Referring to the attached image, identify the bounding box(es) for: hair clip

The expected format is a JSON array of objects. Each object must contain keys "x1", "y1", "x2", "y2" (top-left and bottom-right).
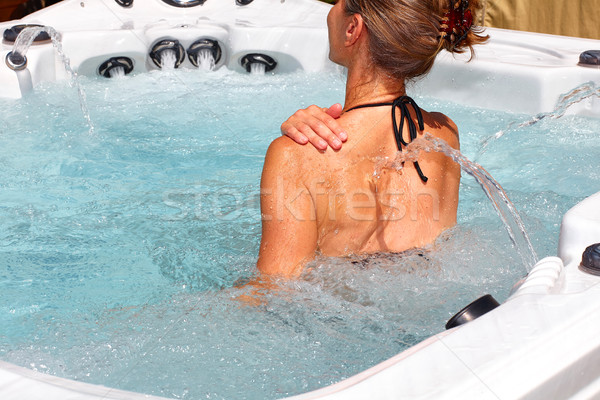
[{"x1": 440, "y1": 0, "x2": 473, "y2": 47}]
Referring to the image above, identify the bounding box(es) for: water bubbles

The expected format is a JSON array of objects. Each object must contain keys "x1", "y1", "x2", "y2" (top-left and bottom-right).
[{"x1": 2, "y1": 69, "x2": 595, "y2": 399}]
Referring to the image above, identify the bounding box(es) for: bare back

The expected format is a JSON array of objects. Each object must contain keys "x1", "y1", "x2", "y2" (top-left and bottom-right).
[
  {"x1": 258, "y1": 102, "x2": 460, "y2": 276},
  {"x1": 300, "y1": 104, "x2": 460, "y2": 256}
]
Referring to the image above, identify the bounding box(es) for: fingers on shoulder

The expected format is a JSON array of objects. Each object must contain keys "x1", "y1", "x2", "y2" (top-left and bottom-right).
[{"x1": 281, "y1": 121, "x2": 309, "y2": 144}]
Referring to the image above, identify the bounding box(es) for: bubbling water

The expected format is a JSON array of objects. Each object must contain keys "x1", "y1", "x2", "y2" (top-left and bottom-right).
[
  {"x1": 1, "y1": 69, "x2": 596, "y2": 400},
  {"x1": 389, "y1": 133, "x2": 538, "y2": 272}
]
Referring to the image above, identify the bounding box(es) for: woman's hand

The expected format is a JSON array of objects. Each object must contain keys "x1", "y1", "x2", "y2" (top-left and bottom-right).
[{"x1": 281, "y1": 104, "x2": 347, "y2": 151}]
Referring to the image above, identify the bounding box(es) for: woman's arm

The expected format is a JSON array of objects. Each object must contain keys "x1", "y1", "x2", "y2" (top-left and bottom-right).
[
  {"x1": 281, "y1": 104, "x2": 347, "y2": 151},
  {"x1": 257, "y1": 137, "x2": 319, "y2": 277}
]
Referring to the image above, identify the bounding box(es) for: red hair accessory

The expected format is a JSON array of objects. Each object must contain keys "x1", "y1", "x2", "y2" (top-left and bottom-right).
[{"x1": 440, "y1": 0, "x2": 473, "y2": 47}]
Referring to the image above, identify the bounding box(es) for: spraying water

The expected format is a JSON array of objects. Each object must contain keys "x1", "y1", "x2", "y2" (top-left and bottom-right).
[
  {"x1": 160, "y1": 50, "x2": 178, "y2": 70},
  {"x1": 396, "y1": 133, "x2": 538, "y2": 272},
  {"x1": 108, "y1": 66, "x2": 126, "y2": 79},
  {"x1": 6, "y1": 26, "x2": 43, "y2": 67},
  {"x1": 9, "y1": 26, "x2": 95, "y2": 134},
  {"x1": 196, "y1": 49, "x2": 216, "y2": 71},
  {"x1": 479, "y1": 81, "x2": 600, "y2": 155},
  {"x1": 250, "y1": 62, "x2": 267, "y2": 75}
]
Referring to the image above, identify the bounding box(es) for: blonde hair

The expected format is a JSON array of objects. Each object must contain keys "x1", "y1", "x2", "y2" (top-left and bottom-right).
[{"x1": 344, "y1": 0, "x2": 488, "y2": 80}]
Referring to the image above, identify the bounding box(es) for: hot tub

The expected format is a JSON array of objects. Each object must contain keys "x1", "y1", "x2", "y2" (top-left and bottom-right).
[{"x1": 1, "y1": 0, "x2": 600, "y2": 399}]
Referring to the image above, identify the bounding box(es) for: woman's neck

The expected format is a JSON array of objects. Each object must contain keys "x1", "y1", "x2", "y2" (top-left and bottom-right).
[{"x1": 343, "y1": 63, "x2": 406, "y2": 111}]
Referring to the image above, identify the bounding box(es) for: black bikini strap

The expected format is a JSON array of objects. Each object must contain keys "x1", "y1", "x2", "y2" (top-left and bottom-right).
[
  {"x1": 346, "y1": 101, "x2": 394, "y2": 111},
  {"x1": 346, "y1": 95, "x2": 428, "y2": 183}
]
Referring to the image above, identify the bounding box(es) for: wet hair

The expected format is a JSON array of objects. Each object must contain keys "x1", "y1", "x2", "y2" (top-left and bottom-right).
[{"x1": 343, "y1": 0, "x2": 489, "y2": 81}]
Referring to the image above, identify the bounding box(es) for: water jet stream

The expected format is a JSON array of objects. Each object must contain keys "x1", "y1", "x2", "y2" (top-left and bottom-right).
[
  {"x1": 400, "y1": 133, "x2": 538, "y2": 272},
  {"x1": 160, "y1": 50, "x2": 177, "y2": 70},
  {"x1": 479, "y1": 81, "x2": 600, "y2": 155},
  {"x1": 9, "y1": 26, "x2": 95, "y2": 134},
  {"x1": 250, "y1": 62, "x2": 266, "y2": 75},
  {"x1": 196, "y1": 48, "x2": 216, "y2": 71}
]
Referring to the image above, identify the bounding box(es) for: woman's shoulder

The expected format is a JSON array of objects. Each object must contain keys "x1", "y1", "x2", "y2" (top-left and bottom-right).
[
  {"x1": 268, "y1": 134, "x2": 334, "y2": 159},
  {"x1": 267, "y1": 135, "x2": 315, "y2": 160},
  {"x1": 425, "y1": 111, "x2": 458, "y2": 131},
  {"x1": 264, "y1": 136, "x2": 326, "y2": 174},
  {"x1": 423, "y1": 111, "x2": 459, "y2": 149}
]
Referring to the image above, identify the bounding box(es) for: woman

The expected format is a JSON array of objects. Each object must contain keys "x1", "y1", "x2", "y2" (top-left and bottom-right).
[{"x1": 257, "y1": 0, "x2": 487, "y2": 277}]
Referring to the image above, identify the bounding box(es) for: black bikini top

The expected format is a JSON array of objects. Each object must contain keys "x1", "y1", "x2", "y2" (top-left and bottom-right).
[{"x1": 345, "y1": 95, "x2": 428, "y2": 183}]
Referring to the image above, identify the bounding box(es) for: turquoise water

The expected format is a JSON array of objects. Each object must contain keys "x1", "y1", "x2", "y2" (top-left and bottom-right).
[{"x1": 0, "y1": 69, "x2": 598, "y2": 399}]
